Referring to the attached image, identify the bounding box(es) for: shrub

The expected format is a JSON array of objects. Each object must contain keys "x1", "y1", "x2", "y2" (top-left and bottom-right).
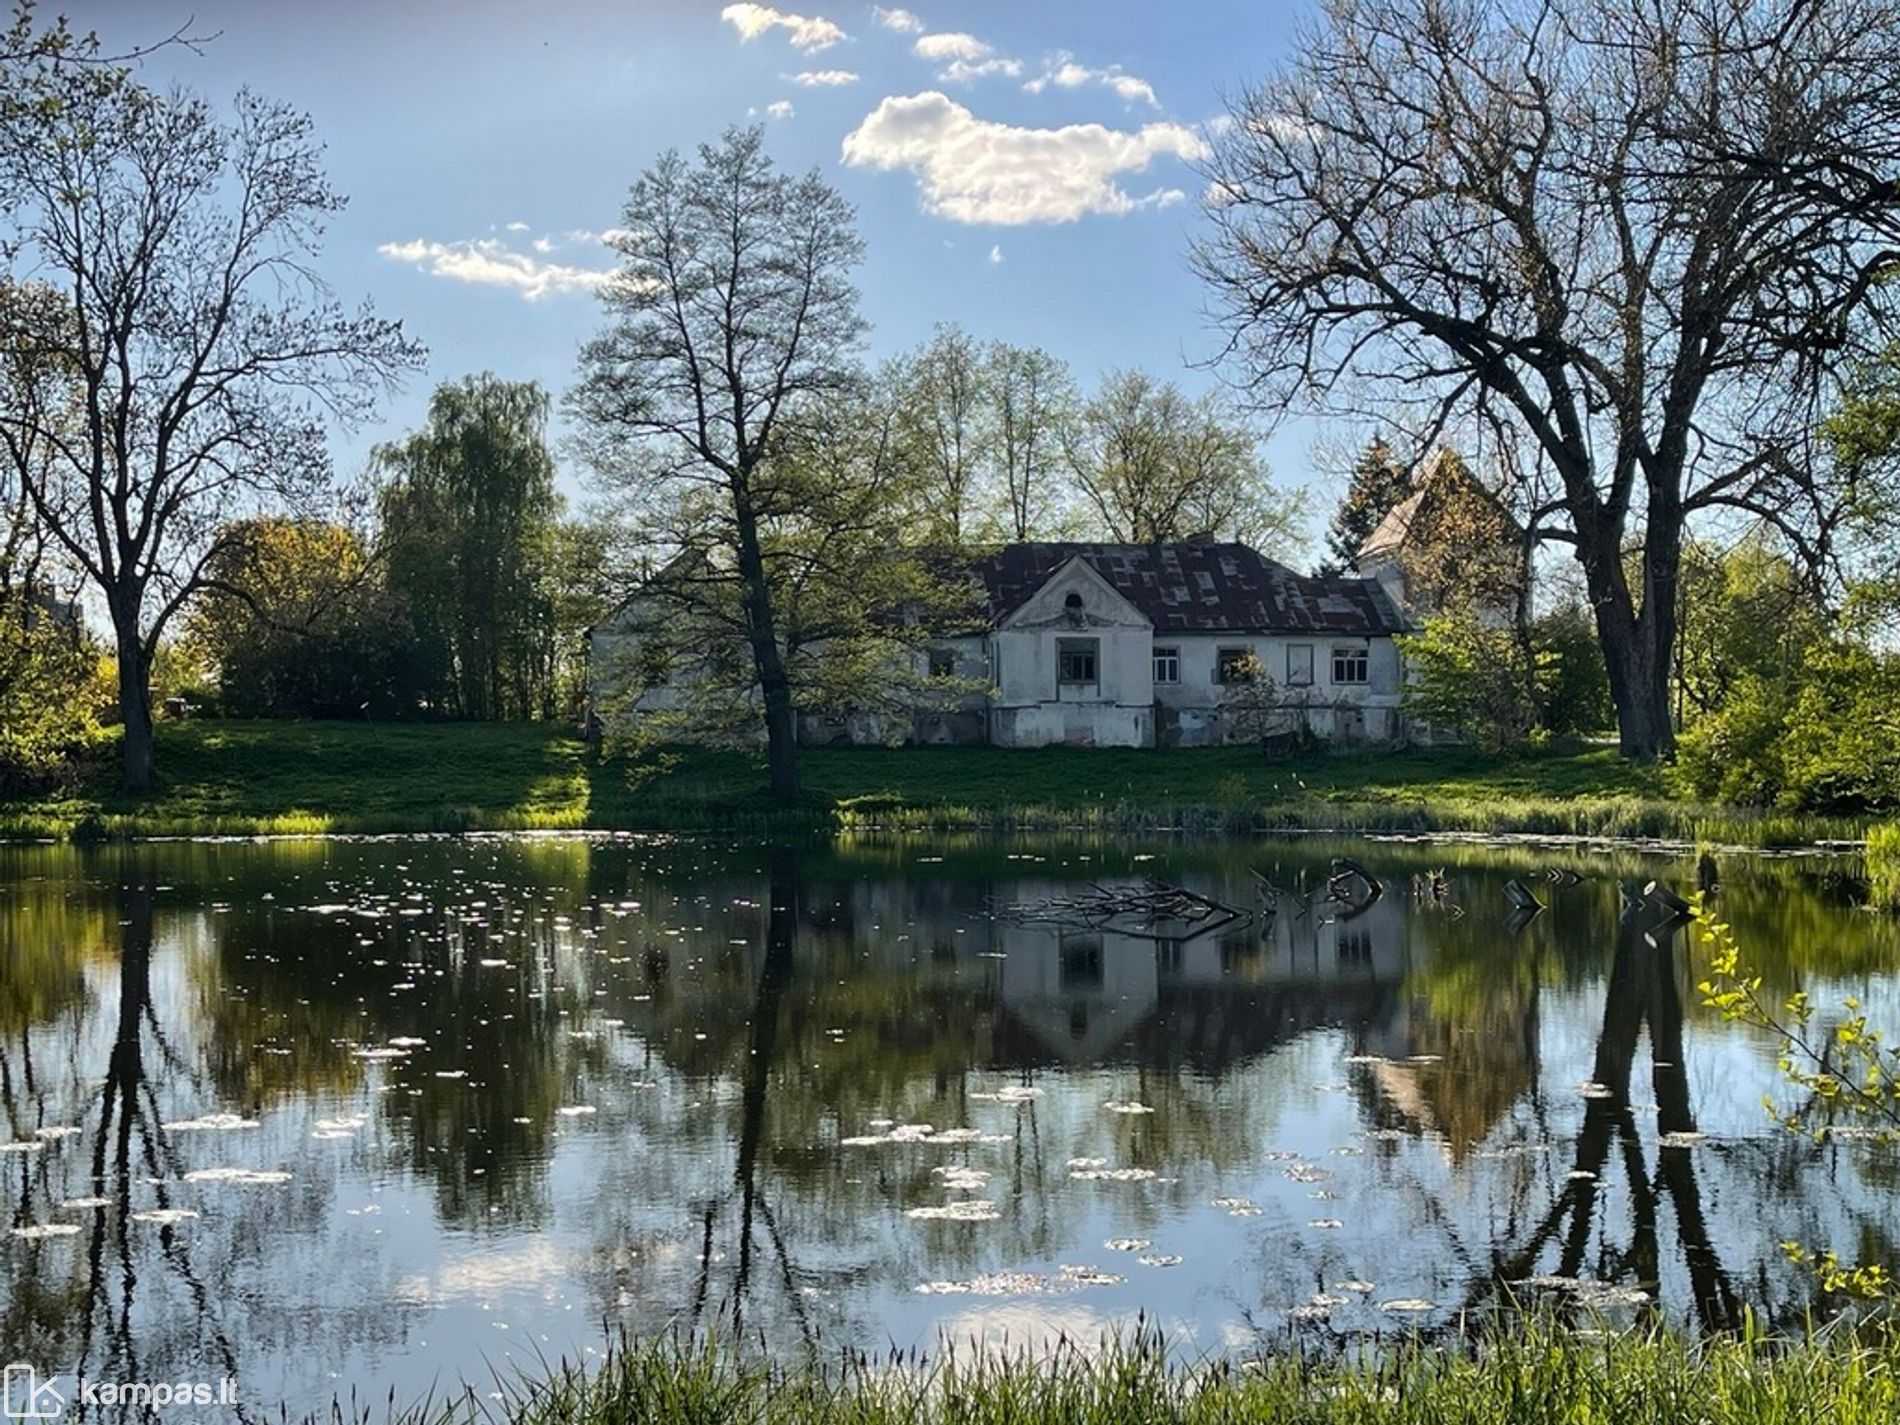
[
  {"x1": 1531, "y1": 603, "x2": 1614, "y2": 737},
  {"x1": 1675, "y1": 640, "x2": 1900, "y2": 812},
  {"x1": 0, "y1": 613, "x2": 109, "y2": 791},
  {"x1": 1400, "y1": 615, "x2": 1540, "y2": 752}
]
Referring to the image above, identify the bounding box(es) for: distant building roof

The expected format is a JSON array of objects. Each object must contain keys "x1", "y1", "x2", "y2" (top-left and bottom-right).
[
  {"x1": 1357, "y1": 448, "x2": 1522, "y2": 567},
  {"x1": 1357, "y1": 488, "x2": 1429, "y2": 564},
  {"x1": 973, "y1": 541, "x2": 1408, "y2": 637}
]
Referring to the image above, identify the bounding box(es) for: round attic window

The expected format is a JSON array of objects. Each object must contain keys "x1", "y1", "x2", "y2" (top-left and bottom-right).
[{"x1": 1064, "y1": 592, "x2": 1083, "y2": 609}]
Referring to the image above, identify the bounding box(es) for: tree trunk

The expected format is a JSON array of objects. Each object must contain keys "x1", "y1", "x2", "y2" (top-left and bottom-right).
[
  {"x1": 1593, "y1": 610, "x2": 1675, "y2": 759},
  {"x1": 1577, "y1": 525, "x2": 1677, "y2": 761},
  {"x1": 112, "y1": 602, "x2": 155, "y2": 794},
  {"x1": 732, "y1": 489, "x2": 800, "y2": 802}
]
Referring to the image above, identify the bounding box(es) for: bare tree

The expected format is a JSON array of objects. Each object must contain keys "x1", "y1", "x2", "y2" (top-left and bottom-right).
[
  {"x1": 570, "y1": 126, "x2": 866, "y2": 802},
  {"x1": 1197, "y1": 0, "x2": 1900, "y2": 757},
  {"x1": 0, "y1": 73, "x2": 421, "y2": 790}
]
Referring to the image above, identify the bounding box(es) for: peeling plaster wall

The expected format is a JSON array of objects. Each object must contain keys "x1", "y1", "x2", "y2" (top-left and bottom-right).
[
  {"x1": 988, "y1": 557, "x2": 1156, "y2": 748},
  {"x1": 589, "y1": 563, "x2": 1413, "y2": 751}
]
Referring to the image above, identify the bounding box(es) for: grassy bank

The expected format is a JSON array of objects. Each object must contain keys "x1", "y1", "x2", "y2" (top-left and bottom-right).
[
  {"x1": 0, "y1": 719, "x2": 1866, "y2": 845},
  {"x1": 404, "y1": 1324, "x2": 1897, "y2": 1425}
]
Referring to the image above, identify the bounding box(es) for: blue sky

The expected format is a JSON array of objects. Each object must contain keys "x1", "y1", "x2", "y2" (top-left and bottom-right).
[{"x1": 75, "y1": 0, "x2": 1332, "y2": 545}]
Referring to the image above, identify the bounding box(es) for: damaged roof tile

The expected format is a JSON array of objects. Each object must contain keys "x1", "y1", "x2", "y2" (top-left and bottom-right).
[{"x1": 973, "y1": 542, "x2": 1409, "y2": 636}]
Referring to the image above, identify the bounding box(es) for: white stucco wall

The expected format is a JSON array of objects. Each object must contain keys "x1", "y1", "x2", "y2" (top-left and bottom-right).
[
  {"x1": 989, "y1": 557, "x2": 1155, "y2": 747},
  {"x1": 588, "y1": 558, "x2": 1413, "y2": 750},
  {"x1": 1145, "y1": 633, "x2": 1405, "y2": 746}
]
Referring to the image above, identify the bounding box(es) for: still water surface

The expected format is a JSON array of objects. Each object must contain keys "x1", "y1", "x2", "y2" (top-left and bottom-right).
[{"x1": 1, "y1": 833, "x2": 1896, "y2": 1417}]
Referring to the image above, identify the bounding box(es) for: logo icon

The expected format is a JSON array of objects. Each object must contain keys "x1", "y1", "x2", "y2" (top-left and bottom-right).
[{"x1": 2, "y1": 1366, "x2": 62, "y2": 1420}]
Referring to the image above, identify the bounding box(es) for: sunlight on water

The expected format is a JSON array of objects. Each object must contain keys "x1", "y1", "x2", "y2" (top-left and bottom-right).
[{"x1": 0, "y1": 832, "x2": 1896, "y2": 1417}]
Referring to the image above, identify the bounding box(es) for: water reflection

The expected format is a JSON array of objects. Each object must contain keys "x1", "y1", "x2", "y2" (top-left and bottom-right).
[
  {"x1": 1476, "y1": 901, "x2": 1740, "y2": 1330},
  {"x1": 0, "y1": 835, "x2": 1895, "y2": 1416}
]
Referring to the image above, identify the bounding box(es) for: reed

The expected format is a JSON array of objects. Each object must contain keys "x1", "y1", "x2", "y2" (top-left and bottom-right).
[{"x1": 388, "y1": 1319, "x2": 1900, "y2": 1425}]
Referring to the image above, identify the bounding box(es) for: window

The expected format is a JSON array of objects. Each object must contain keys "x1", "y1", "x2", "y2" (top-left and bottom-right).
[
  {"x1": 1057, "y1": 637, "x2": 1099, "y2": 686},
  {"x1": 1332, "y1": 646, "x2": 1370, "y2": 684},
  {"x1": 928, "y1": 648, "x2": 956, "y2": 678},
  {"x1": 1064, "y1": 591, "x2": 1084, "y2": 610},
  {"x1": 635, "y1": 639, "x2": 673, "y2": 687},
  {"x1": 1153, "y1": 645, "x2": 1180, "y2": 684},
  {"x1": 1060, "y1": 937, "x2": 1104, "y2": 989},
  {"x1": 1217, "y1": 646, "x2": 1257, "y2": 684},
  {"x1": 1287, "y1": 643, "x2": 1314, "y2": 686}
]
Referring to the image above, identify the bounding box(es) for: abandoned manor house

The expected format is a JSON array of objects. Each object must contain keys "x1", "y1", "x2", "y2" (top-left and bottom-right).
[{"x1": 589, "y1": 537, "x2": 1427, "y2": 749}]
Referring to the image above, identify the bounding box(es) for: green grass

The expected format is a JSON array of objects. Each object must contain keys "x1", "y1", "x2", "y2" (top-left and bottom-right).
[
  {"x1": 397, "y1": 1322, "x2": 1900, "y2": 1425},
  {"x1": 0, "y1": 719, "x2": 1869, "y2": 845}
]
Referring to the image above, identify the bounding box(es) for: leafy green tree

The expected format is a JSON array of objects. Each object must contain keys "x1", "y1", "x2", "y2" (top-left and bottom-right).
[
  {"x1": 895, "y1": 324, "x2": 989, "y2": 547},
  {"x1": 985, "y1": 341, "x2": 1078, "y2": 540},
  {"x1": 1066, "y1": 370, "x2": 1303, "y2": 553},
  {"x1": 0, "y1": 601, "x2": 105, "y2": 789},
  {"x1": 378, "y1": 376, "x2": 563, "y2": 721},
  {"x1": 589, "y1": 383, "x2": 979, "y2": 749},
  {"x1": 1531, "y1": 602, "x2": 1613, "y2": 739},
  {"x1": 1400, "y1": 615, "x2": 1541, "y2": 753},
  {"x1": 544, "y1": 513, "x2": 621, "y2": 719},
  {"x1": 182, "y1": 517, "x2": 417, "y2": 718},
  {"x1": 0, "y1": 68, "x2": 420, "y2": 791},
  {"x1": 571, "y1": 126, "x2": 867, "y2": 801},
  {"x1": 1675, "y1": 639, "x2": 1900, "y2": 811},
  {"x1": 1674, "y1": 537, "x2": 1828, "y2": 727},
  {"x1": 0, "y1": 281, "x2": 102, "y2": 785},
  {"x1": 1319, "y1": 436, "x2": 1410, "y2": 575}
]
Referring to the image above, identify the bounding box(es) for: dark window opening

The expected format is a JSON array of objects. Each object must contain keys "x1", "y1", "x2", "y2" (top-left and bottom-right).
[
  {"x1": 928, "y1": 648, "x2": 955, "y2": 678},
  {"x1": 1332, "y1": 646, "x2": 1369, "y2": 684},
  {"x1": 1060, "y1": 937, "x2": 1104, "y2": 990},
  {"x1": 1058, "y1": 638, "x2": 1099, "y2": 686},
  {"x1": 1217, "y1": 647, "x2": 1257, "y2": 684},
  {"x1": 1338, "y1": 925, "x2": 1373, "y2": 966}
]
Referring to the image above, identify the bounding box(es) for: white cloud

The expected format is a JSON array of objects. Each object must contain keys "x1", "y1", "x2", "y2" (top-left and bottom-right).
[
  {"x1": 873, "y1": 6, "x2": 923, "y2": 32},
  {"x1": 939, "y1": 56, "x2": 1022, "y2": 84},
  {"x1": 987, "y1": 244, "x2": 1003, "y2": 263},
  {"x1": 913, "y1": 31, "x2": 990, "y2": 61},
  {"x1": 766, "y1": 99, "x2": 796, "y2": 119},
  {"x1": 1025, "y1": 54, "x2": 1159, "y2": 108},
  {"x1": 720, "y1": 3, "x2": 845, "y2": 52},
  {"x1": 377, "y1": 237, "x2": 611, "y2": 300},
  {"x1": 791, "y1": 68, "x2": 858, "y2": 85},
  {"x1": 840, "y1": 91, "x2": 1209, "y2": 225},
  {"x1": 560, "y1": 227, "x2": 637, "y2": 248}
]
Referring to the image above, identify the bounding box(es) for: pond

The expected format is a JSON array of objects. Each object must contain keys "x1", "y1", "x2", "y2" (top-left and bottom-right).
[{"x1": 0, "y1": 832, "x2": 1895, "y2": 1418}]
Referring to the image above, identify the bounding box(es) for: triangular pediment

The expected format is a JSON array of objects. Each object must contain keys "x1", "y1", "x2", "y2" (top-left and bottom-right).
[{"x1": 1001, "y1": 554, "x2": 1152, "y2": 631}]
